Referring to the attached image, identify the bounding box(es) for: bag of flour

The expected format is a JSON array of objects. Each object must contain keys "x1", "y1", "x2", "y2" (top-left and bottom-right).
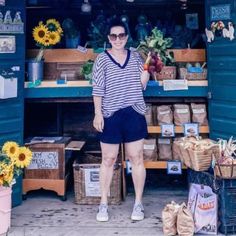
[{"x1": 188, "y1": 183, "x2": 217, "y2": 235}]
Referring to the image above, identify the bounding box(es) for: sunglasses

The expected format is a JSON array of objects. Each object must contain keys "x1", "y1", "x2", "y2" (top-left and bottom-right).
[{"x1": 109, "y1": 33, "x2": 127, "y2": 41}]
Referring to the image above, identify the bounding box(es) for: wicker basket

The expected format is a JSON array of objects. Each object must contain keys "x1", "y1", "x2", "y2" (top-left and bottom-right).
[
  {"x1": 188, "y1": 149, "x2": 213, "y2": 171},
  {"x1": 179, "y1": 68, "x2": 207, "y2": 80},
  {"x1": 156, "y1": 66, "x2": 177, "y2": 80},
  {"x1": 215, "y1": 162, "x2": 236, "y2": 179},
  {"x1": 73, "y1": 162, "x2": 121, "y2": 204}
]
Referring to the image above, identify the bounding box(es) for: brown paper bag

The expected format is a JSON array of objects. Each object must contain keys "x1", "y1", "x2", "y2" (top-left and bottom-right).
[
  {"x1": 158, "y1": 138, "x2": 172, "y2": 160},
  {"x1": 172, "y1": 138, "x2": 182, "y2": 161},
  {"x1": 157, "y1": 105, "x2": 173, "y2": 125},
  {"x1": 173, "y1": 104, "x2": 190, "y2": 125},
  {"x1": 143, "y1": 139, "x2": 158, "y2": 161},
  {"x1": 162, "y1": 201, "x2": 180, "y2": 236},
  {"x1": 191, "y1": 103, "x2": 208, "y2": 125},
  {"x1": 145, "y1": 103, "x2": 153, "y2": 126},
  {"x1": 177, "y1": 202, "x2": 194, "y2": 236}
]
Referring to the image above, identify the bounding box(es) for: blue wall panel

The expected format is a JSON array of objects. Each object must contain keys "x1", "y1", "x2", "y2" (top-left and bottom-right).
[{"x1": 206, "y1": 0, "x2": 236, "y2": 140}]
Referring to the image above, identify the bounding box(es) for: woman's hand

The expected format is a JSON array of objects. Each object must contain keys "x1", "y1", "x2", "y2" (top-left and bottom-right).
[
  {"x1": 141, "y1": 70, "x2": 150, "y2": 90},
  {"x1": 93, "y1": 113, "x2": 104, "y2": 132}
]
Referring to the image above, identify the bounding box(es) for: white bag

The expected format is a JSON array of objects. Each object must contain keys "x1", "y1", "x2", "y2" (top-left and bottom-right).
[{"x1": 188, "y1": 183, "x2": 217, "y2": 235}]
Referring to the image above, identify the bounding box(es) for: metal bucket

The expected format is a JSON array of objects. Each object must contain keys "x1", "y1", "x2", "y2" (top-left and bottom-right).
[{"x1": 27, "y1": 60, "x2": 44, "y2": 82}]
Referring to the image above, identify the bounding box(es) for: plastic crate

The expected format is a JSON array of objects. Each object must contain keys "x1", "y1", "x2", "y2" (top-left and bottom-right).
[
  {"x1": 12, "y1": 174, "x2": 22, "y2": 208},
  {"x1": 221, "y1": 179, "x2": 236, "y2": 189},
  {"x1": 219, "y1": 188, "x2": 236, "y2": 225},
  {"x1": 219, "y1": 224, "x2": 236, "y2": 235}
]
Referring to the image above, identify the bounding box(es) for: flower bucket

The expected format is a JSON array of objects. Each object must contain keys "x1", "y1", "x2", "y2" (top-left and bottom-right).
[
  {"x1": 27, "y1": 59, "x2": 44, "y2": 82},
  {"x1": 0, "y1": 186, "x2": 12, "y2": 235}
]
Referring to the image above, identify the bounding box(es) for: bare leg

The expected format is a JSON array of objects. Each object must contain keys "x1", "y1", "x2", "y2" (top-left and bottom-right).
[
  {"x1": 125, "y1": 139, "x2": 146, "y2": 203},
  {"x1": 100, "y1": 142, "x2": 119, "y2": 204}
]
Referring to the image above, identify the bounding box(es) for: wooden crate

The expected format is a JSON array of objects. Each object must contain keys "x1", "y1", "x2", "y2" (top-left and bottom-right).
[{"x1": 23, "y1": 138, "x2": 85, "y2": 200}]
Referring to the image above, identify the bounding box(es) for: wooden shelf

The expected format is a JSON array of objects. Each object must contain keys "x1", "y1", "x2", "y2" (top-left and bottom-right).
[
  {"x1": 148, "y1": 125, "x2": 209, "y2": 134},
  {"x1": 123, "y1": 161, "x2": 187, "y2": 169}
]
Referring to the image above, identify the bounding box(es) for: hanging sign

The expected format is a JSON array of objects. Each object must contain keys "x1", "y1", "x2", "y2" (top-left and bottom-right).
[{"x1": 210, "y1": 4, "x2": 231, "y2": 21}]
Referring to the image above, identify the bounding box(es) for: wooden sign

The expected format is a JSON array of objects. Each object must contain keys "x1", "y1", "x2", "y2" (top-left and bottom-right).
[
  {"x1": 27, "y1": 151, "x2": 59, "y2": 169},
  {"x1": 211, "y1": 4, "x2": 231, "y2": 21}
]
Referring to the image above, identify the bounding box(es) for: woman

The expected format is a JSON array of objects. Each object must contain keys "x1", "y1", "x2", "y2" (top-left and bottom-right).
[{"x1": 92, "y1": 19, "x2": 150, "y2": 222}]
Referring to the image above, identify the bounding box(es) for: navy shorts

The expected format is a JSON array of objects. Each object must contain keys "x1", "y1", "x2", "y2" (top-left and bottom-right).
[{"x1": 98, "y1": 106, "x2": 148, "y2": 144}]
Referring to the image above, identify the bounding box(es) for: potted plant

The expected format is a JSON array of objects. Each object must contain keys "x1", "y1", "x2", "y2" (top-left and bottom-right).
[
  {"x1": 0, "y1": 141, "x2": 32, "y2": 234},
  {"x1": 62, "y1": 18, "x2": 80, "y2": 48},
  {"x1": 81, "y1": 60, "x2": 94, "y2": 84},
  {"x1": 137, "y1": 27, "x2": 176, "y2": 80}
]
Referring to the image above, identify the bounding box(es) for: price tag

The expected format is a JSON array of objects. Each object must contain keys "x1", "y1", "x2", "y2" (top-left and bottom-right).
[
  {"x1": 126, "y1": 160, "x2": 132, "y2": 174},
  {"x1": 77, "y1": 45, "x2": 88, "y2": 53},
  {"x1": 161, "y1": 124, "x2": 175, "y2": 137},
  {"x1": 163, "y1": 80, "x2": 188, "y2": 91},
  {"x1": 167, "y1": 161, "x2": 182, "y2": 175},
  {"x1": 184, "y1": 123, "x2": 199, "y2": 137}
]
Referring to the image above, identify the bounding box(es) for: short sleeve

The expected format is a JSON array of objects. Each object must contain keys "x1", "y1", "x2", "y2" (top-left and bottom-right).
[
  {"x1": 134, "y1": 51, "x2": 144, "y2": 74},
  {"x1": 92, "y1": 54, "x2": 105, "y2": 97}
]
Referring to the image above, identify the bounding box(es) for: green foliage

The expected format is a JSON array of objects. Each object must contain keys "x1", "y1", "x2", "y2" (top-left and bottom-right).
[
  {"x1": 81, "y1": 60, "x2": 94, "y2": 76},
  {"x1": 137, "y1": 27, "x2": 175, "y2": 66}
]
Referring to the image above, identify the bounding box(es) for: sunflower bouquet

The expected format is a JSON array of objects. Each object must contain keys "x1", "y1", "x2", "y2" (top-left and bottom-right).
[
  {"x1": 0, "y1": 141, "x2": 32, "y2": 187},
  {"x1": 33, "y1": 19, "x2": 63, "y2": 62}
]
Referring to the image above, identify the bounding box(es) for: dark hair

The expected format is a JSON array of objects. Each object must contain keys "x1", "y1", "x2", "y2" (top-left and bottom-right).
[{"x1": 107, "y1": 19, "x2": 128, "y2": 35}]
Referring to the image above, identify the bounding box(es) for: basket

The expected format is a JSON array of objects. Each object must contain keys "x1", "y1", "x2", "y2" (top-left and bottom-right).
[
  {"x1": 179, "y1": 68, "x2": 207, "y2": 80},
  {"x1": 214, "y1": 162, "x2": 236, "y2": 179},
  {"x1": 156, "y1": 66, "x2": 176, "y2": 80},
  {"x1": 73, "y1": 163, "x2": 121, "y2": 204},
  {"x1": 188, "y1": 149, "x2": 213, "y2": 171}
]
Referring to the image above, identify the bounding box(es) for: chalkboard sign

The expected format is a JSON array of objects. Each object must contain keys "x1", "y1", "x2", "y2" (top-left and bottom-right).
[
  {"x1": 27, "y1": 151, "x2": 59, "y2": 169},
  {"x1": 211, "y1": 4, "x2": 231, "y2": 21}
]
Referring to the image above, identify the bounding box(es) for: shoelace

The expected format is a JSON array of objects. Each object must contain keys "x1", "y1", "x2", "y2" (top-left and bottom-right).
[
  {"x1": 99, "y1": 204, "x2": 108, "y2": 213},
  {"x1": 134, "y1": 204, "x2": 144, "y2": 213}
]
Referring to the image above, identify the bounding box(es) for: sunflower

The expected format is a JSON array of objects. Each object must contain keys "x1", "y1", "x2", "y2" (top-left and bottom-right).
[
  {"x1": 0, "y1": 174, "x2": 4, "y2": 185},
  {"x1": 46, "y1": 19, "x2": 61, "y2": 31},
  {"x1": 14, "y1": 147, "x2": 32, "y2": 168},
  {"x1": 33, "y1": 24, "x2": 49, "y2": 45},
  {"x1": 3, "y1": 167, "x2": 14, "y2": 185},
  {"x1": 2, "y1": 141, "x2": 19, "y2": 160},
  {"x1": 48, "y1": 31, "x2": 61, "y2": 45}
]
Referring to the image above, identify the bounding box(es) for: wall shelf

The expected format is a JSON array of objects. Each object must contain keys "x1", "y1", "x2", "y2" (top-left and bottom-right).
[
  {"x1": 123, "y1": 161, "x2": 187, "y2": 169},
  {"x1": 148, "y1": 125, "x2": 209, "y2": 133},
  {"x1": 24, "y1": 80, "x2": 208, "y2": 98}
]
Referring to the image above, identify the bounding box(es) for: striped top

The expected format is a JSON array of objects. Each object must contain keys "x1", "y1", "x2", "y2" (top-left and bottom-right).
[{"x1": 92, "y1": 49, "x2": 146, "y2": 118}]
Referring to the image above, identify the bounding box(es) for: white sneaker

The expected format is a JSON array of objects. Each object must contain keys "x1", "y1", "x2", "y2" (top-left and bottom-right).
[
  {"x1": 131, "y1": 203, "x2": 144, "y2": 221},
  {"x1": 96, "y1": 203, "x2": 109, "y2": 222}
]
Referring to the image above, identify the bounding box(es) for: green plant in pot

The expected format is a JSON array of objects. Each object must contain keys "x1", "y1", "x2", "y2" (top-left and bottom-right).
[
  {"x1": 137, "y1": 27, "x2": 176, "y2": 80},
  {"x1": 81, "y1": 60, "x2": 94, "y2": 84},
  {"x1": 62, "y1": 18, "x2": 80, "y2": 48}
]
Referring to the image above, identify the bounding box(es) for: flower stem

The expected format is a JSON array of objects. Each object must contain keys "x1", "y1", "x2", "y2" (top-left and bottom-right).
[{"x1": 35, "y1": 48, "x2": 44, "y2": 62}]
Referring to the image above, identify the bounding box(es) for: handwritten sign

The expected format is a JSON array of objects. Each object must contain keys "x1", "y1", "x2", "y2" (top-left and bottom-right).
[
  {"x1": 27, "y1": 151, "x2": 59, "y2": 169},
  {"x1": 211, "y1": 4, "x2": 231, "y2": 21}
]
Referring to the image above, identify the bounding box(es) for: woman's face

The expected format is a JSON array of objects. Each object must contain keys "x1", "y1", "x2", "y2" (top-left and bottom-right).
[{"x1": 108, "y1": 26, "x2": 128, "y2": 50}]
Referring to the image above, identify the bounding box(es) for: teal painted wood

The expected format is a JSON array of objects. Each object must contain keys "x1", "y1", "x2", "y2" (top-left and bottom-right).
[
  {"x1": 0, "y1": 0, "x2": 25, "y2": 146},
  {"x1": 0, "y1": 0, "x2": 25, "y2": 207},
  {"x1": 24, "y1": 85, "x2": 208, "y2": 98},
  {"x1": 206, "y1": 0, "x2": 236, "y2": 140}
]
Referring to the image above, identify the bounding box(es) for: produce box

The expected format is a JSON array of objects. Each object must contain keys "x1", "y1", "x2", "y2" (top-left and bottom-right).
[{"x1": 179, "y1": 67, "x2": 207, "y2": 80}]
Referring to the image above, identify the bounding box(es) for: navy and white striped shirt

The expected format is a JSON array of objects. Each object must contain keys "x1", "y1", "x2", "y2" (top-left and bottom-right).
[{"x1": 92, "y1": 49, "x2": 146, "y2": 118}]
